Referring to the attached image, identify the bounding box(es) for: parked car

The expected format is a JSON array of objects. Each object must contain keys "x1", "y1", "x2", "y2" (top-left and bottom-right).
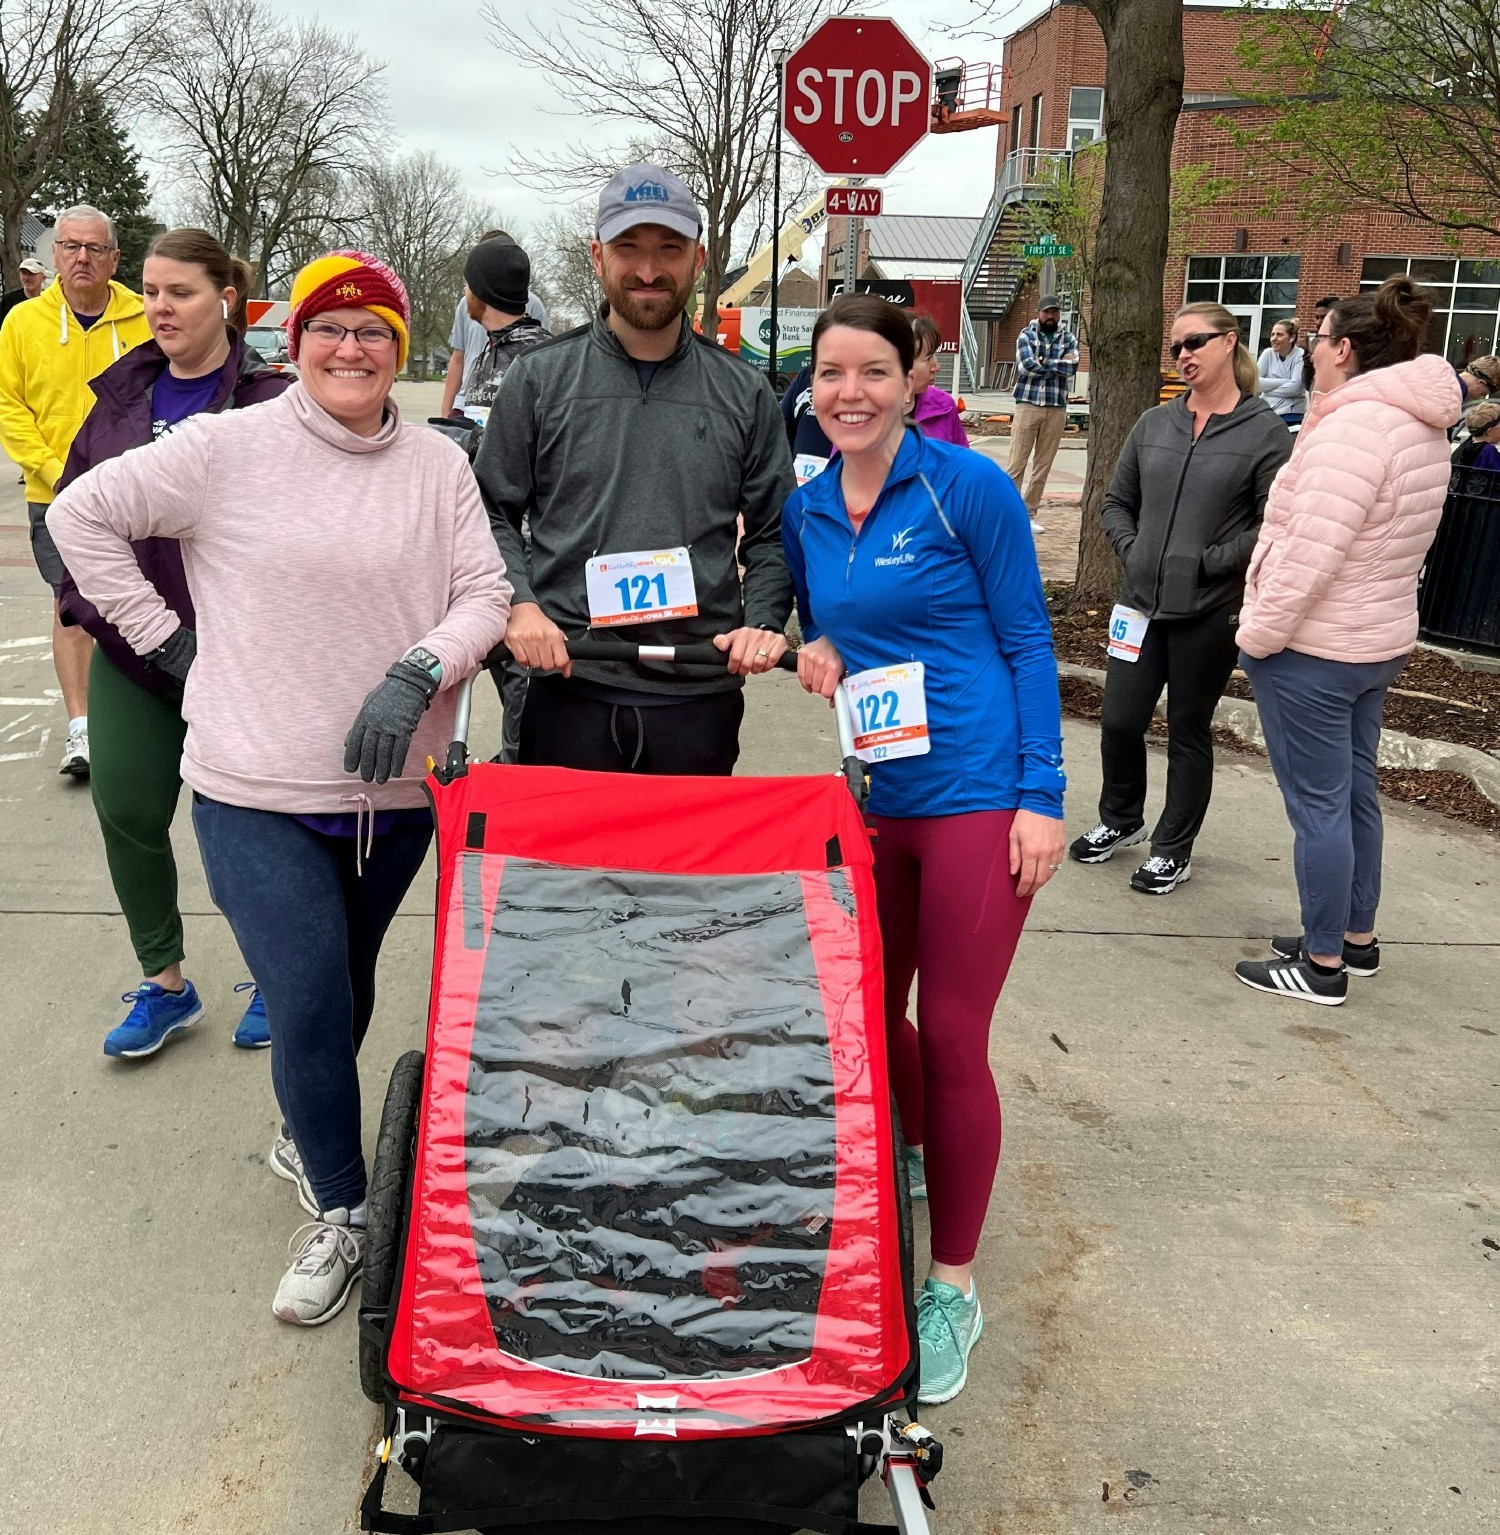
[{"x1": 245, "y1": 324, "x2": 296, "y2": 375}]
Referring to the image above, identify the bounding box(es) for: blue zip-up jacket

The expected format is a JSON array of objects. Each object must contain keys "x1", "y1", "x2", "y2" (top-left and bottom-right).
[{"x1": 783, "y1": 428, "x2": 1064, "y2": 820}]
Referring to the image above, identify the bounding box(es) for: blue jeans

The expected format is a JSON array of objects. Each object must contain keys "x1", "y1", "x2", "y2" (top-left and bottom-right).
[
  {"x1": 192, "y1": 795, "x2": 432, "y2": 1211},
  {"x1": 1241, "y1": 647, "x2": 1407, "y2": 957}
]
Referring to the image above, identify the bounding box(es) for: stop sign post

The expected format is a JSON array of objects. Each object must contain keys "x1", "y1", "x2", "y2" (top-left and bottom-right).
[
  {"x1": 783, "y1": 17, "x2": 933, "y2": 176},
  {"x1": 783, "y1": 18, "x2": 931, "y2": 295}
]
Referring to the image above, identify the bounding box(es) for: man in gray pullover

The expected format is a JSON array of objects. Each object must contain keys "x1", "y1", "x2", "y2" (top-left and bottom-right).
[{"x1": 473, "y1": 163, "x2": 795, "y2": 774}]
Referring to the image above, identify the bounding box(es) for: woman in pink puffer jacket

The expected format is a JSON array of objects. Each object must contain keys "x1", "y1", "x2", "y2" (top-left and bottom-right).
[{"x1": 1233, "y1": 276, "x2": 1460, "y2": 1007}]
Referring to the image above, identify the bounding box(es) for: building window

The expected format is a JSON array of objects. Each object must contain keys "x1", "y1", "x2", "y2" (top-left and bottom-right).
[
  {"x1": 1028, "y1": 92, "x2": 1043, "y2": 148},
  {"x1": 1010, "y1": 103, "x2": 1023, "y2": 158},
  {"x1": 1359, "y1": 256, "x2": 1500, "y2": 367},
  {"x1": 1068, "y1": 87, "x2": 1103, "y2": 149},
  {"x1": 1183, "y1": 254, "x2": 1301, "y2": 353}
]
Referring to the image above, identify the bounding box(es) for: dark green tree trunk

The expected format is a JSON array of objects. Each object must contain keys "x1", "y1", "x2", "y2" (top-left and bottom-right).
[{"x1": 1073, "y1": 0, "x2": 1184, "y2": 607}]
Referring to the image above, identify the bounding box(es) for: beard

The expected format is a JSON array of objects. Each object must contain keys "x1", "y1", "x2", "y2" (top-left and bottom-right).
[
  {"x1": 604, "y1": 271, "x2": 692, "y2": 331},
  {"x1": 1038, "y1": 317, "x2": 1059, "y2": 333}
]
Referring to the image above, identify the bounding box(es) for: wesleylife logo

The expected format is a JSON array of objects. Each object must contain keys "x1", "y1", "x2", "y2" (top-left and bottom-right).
[{"x1": 873, "y1": 527, "x2": 918, "y2": 568}]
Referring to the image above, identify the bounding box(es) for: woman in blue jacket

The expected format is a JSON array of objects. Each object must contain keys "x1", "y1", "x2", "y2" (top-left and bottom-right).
[{"x1": 784, "y1": 294, "x2": 1066, "y2": 1405}]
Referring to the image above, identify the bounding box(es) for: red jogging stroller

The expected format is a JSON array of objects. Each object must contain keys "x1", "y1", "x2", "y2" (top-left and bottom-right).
[{"x1": 358, "y1": 641, "x2": 945, "y2": 1535}]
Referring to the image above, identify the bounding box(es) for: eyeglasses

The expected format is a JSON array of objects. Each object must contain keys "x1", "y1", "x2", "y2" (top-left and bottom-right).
[
  {"x1": 55, "y1": 240, "x2": 115, "y2": 258},
  {"x1": 1168, "y1": 330, "x2": 1230, "y2": 360},
  {"x1": 1308, "y1": 331, "x2": 1331, "y2": 348},
  {"x1": 302, "y1": 319, "x2": 398, "y2": 349}
]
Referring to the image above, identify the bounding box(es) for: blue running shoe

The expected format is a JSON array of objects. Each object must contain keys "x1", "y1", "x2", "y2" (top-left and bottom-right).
[
  {"x1": 906, "y1": 1146, "x2": 927, "y2": 1201},
  {"x1": 916, "y1": 1277, "x2": 984, "y2": 1405},
  {"x1": 232, "y1": 982, "x2": 270, "y2": 1050},
  {"x1": 103, "y1": 981, "x2": 204, "y2": 1059}
]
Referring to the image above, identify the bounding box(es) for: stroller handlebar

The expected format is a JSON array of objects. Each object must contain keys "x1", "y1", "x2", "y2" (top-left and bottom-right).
[{"x1": 440, "y1": 639, "x2": 865, "y2": 803}]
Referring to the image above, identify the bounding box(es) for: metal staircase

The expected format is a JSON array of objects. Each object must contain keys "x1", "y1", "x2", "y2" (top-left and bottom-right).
[{"x1": 958, "y1": 148, "x2": 1072, "y2": 392}]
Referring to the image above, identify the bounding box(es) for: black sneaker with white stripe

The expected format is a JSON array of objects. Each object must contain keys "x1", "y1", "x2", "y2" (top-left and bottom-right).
[
  {"x1": 1234, "y1": 956, "x2": 1348, "y2": 1006},
  {"x1": 1129, "y1": 854, "x2": 1192, "y2": 895},
  {"x1": 1270, "y1": 934, "x2": 1380, "y2": 976},
  {"x1": 1068, "y1": 820, "x2": 1147, "y2": 864}
]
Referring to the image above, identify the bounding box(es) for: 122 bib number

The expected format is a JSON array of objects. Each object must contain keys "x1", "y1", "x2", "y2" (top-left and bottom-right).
[
  {"x1": 843, "y1": 663, "x2": 930, "y2": 763},
  {"x1": 585, "y1": 547, "x2": 698, "y2": 628}
]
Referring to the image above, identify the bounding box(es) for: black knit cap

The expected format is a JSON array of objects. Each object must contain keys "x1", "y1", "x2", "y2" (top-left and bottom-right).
[{"x1": 464, "y1": 237, "x2": 530, "y2": 316}]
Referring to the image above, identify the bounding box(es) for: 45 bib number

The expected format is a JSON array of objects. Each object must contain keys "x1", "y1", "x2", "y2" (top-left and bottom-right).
[
  {"x1": 585, "y1": 547, "x2": 698, "y2": 628},
  {"x1": 842, "y1": 663, "x2": 930, "y2": 763}
]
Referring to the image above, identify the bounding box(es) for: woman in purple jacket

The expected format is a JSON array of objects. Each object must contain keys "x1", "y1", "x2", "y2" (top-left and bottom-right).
[
  {"x1": 910, "y1": 315, "x2": 969, "y2": 446},
  {"x1": 57, "y1": 228, "x2": 292, "y2": 1060}
]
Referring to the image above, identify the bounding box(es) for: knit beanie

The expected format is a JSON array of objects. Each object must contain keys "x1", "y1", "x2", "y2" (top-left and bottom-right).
[
  {"x1": 464, "y1": 238, "x2": 530, "y2": 317},
  {"x1": 288, "y1": 249, "x2": 410, "y2": 369}
]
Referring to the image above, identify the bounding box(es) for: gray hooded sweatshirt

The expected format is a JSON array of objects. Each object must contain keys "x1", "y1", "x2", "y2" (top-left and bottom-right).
[{"x1": 473, "y1": 312, "x2": 795, "y2": 695}]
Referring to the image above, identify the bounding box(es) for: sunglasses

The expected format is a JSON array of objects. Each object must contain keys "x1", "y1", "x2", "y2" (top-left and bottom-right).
[{"x1": 1168, "y1": 330, "x2": 1230, "y2": 360}]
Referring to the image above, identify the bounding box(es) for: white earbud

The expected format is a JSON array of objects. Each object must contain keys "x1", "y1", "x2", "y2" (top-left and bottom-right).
[{"x1": 221, "y1": 298, "x2": 229, "y2": 320}]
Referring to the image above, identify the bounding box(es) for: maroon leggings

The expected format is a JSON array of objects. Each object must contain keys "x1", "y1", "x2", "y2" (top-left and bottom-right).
[{"x1": 871, "y1": 810, "x2": 1032, "y2": 1267}]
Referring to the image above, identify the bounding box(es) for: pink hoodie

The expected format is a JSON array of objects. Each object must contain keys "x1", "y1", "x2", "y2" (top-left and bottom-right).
[
  {"x1": 47, "y1": 385, "x2": 512, "y2": 813},
  {"x1": 1237, "y1": 353, "x2": 1459, "y2": 663}
]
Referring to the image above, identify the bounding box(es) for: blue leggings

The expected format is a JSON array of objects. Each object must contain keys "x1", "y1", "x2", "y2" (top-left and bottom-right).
[
  {"x1": 1242, "y1": 647, "x2": 1406, "y2": 957},
  {"x1": 192, "y1": 795, "x2": 431, "y2": 1211}
]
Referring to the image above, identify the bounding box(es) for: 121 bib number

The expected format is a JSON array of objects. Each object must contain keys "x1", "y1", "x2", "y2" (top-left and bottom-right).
[{"x1": 585, "y1": 547, "x2": 698, "y2": 628}]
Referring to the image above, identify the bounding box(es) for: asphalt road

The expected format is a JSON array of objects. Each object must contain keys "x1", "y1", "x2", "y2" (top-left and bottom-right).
[{"x1": 1, "y1": 406, "x2": 1496, "y2": 1534}]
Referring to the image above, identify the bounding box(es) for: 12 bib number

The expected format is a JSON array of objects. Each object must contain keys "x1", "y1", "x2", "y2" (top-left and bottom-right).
[
  {"x1": 842, "y1": 663, "x2": 930, "y2": 763},
  {"x1": 585, "y1": 547, "x2": 698, "y2": 628}
]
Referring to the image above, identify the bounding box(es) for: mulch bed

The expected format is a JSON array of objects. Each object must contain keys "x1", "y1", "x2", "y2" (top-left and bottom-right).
[{"x1": 1049, "y1": 588, "x2": 1500, "y2": 837}]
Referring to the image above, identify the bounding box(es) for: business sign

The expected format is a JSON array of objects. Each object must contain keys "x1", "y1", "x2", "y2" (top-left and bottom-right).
[
  {"x1": 827, "y1": 186, "x2": 883, "y2": 217},
  {"x1": 822, "y1": 279, "x2": 963, "y2": 354},
  {"x1": 739, "y1": 306, "x2": 820, "y2": 372}
]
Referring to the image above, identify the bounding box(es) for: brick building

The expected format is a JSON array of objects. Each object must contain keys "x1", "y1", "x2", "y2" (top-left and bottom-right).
[{"x1": 960, "y1": 0, "x2": 1500, "y2": 388}]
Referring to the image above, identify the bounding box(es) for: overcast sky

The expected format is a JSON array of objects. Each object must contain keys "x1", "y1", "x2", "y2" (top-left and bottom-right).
[{"x1": 263, "y1": 0, "x2": 1052, "y2": 248}]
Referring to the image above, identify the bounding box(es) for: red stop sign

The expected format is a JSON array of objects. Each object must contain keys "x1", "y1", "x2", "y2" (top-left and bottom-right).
[{"x1": 783, "y1": 18, "x2": 932, "y2": 178}]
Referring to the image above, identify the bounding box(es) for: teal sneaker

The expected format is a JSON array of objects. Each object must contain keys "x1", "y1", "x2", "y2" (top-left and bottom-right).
[
  {"x1": 916, "y1": 1277, "x2": 983, "y2": 1405},
  {"x1": 905, "y1": 1146, "x2": 927, "y2": 1201}
]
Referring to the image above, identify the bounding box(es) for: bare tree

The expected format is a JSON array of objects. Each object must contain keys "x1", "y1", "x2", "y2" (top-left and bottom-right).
[
  {"x1": 529, "y1": 204, "x2": 602, "y2": 332},
  {"x1": 351, "y1": 151, "x2": 492, "y2": 365},
  {"x1": 145, "y1": 0, "x2": 387, "y2": 294},
  {"x1": 484, "y1": 0, "x2": 842, "y2": 341},
  {"x1": 0, "y1": 0, "x2": 165, "y2": 282}
]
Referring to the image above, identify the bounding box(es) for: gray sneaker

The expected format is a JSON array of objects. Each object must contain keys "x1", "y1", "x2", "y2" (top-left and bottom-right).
[
  {"x1": 272, "y1": 1211, "x2": 365, "y2": 1326},
  {"x1": 269, "y1": 1131, "x2": 317, "y2": 1215}
]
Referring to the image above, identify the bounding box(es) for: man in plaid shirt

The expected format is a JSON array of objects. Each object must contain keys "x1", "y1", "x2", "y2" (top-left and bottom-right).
[{"x1": 1008, "y1": 295, "x2": 1079, "y2": 532}]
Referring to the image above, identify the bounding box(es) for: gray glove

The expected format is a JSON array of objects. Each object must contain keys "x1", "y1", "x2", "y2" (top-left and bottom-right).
[
  {"x1": 343, "y1": 656, "x2": 440, "y2": 784},
  {"x1": 146, "y1": 627, "x2": 196, "y2": 692}
]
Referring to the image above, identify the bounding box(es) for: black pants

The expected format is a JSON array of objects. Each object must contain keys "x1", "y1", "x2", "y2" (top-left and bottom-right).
[
  {"x1": 518, "y1": 675, "x2": 745, "y2": 775},
  {"x1": 486, "y1": 655, "x2": 530, "y2": 765},
  {"x1": 1097, "y1": 603, "x2": 1239, "y2": 860}
]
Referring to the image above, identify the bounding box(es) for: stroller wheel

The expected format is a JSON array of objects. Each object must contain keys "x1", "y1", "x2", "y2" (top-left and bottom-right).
[{"x1": 359, "y1": 1049, "x2": 425, "y2": 1403}]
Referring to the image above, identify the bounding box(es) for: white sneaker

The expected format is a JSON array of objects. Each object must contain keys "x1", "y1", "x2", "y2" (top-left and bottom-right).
[
  {"x1": 1030, "y1": 518, "x2": 1046, "y2": 535},
  {"x1": 272, "y1": 1211, "x2": 365, "y2": 1326},
  {"x1": 59, "y1": 724, "x2": 89, "y2": 777},
  {"x1": 269, "y1": 1131, "x2": 318, "y2": 1215}
]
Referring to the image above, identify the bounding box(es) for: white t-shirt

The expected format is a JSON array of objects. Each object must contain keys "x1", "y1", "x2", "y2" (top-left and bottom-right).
[{"x1": 448, "y1": 292, "x2": 548, "y2": 405}]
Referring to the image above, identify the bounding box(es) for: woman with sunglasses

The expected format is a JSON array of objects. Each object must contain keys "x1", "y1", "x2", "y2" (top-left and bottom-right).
[
  {"x1": 49, "y1": 250, "x2": 512, "y2": 1325},
  {"x1": 1069, "y1": 302, "x2": 1291, "y2": 894},
  {"x1": 1234, "y1": 277, "x2": 1458, "y2": 1005}
]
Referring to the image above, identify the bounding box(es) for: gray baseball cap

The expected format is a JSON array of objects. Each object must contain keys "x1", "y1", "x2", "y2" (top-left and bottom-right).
[
  {"x1": 1038, "y1": 294, "x2": 1063, "y2": 311},
  {"x1": 597, "y1": 162, "x2": 702, "y2": 245}
]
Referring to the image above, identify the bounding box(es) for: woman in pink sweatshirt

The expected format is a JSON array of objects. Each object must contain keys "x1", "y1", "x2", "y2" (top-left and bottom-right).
[
  {"x1": 1233, "y1": 277, "x2": 1458, "y2": 1007},
  {"x1": 48, "y1": 251, "x2": 512, "y2": 1325}
]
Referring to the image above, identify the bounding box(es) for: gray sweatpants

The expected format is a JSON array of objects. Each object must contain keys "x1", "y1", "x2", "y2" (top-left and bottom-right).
[{"x1": 1241, "y1": 646, "x2": 1408, "y2": 957}]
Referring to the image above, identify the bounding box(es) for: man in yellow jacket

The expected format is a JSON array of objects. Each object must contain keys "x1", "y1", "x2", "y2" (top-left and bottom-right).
[{"x1": 0, "y1": 205, "x2": 150, "y2": 778}]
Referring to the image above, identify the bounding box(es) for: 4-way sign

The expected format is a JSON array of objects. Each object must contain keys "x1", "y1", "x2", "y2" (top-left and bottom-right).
[{"x1": 783, "y1": 17, "x2": 933, "y2": 178}]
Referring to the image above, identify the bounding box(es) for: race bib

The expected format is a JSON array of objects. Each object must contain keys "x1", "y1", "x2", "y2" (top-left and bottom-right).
[
  {"x1": 461, "y1": 404, "x2": 490, "y2": 428},
  {"x1": 794, "y1": 453, "x2": 830, "y2": 486},
  {"x1": 1107, "y1": 604, "x2": 1149, "y2": 663},
  {"x1": 585, "y1": 547, "x2": 699, "y2": 628},
  {"x1": 842, "y1": 663, "x2": 930, "y2": 763}
]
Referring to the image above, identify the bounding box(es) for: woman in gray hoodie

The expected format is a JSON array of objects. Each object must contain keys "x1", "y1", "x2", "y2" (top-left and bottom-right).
[{"x1": 1067, "y1": 301, "x2": 1292, "y2": 894}]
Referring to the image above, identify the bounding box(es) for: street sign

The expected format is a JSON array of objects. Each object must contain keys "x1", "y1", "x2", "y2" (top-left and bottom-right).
[
  {"x1": 784, "y1": 18, "x2": 933, "y2": 177},
  {"x1": 1022, "y1": 241, "x2": 1074, "y2": 258},
  {"x1": 827, "y1": 186, "x2": 883, "y2": 217}
]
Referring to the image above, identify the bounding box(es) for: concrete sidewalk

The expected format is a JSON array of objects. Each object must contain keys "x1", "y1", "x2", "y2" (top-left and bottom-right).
[{"x1": 2, "y1": 456, "x2": 1497, "y2": 1531}]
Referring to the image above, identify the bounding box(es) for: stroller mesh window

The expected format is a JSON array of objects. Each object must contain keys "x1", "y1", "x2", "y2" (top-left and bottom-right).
[{"x1": 463, "y1": 857, "x2": 838, "y2": 1381}]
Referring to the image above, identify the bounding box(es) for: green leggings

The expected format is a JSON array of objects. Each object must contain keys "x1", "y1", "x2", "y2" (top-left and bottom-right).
[{"x1": 88, "y1": 648, "x2": 188, "y2": 975}]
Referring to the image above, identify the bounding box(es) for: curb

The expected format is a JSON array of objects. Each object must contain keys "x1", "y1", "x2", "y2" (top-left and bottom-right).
[{"x1": 1057, "y1": 661, "x2": 1500, "y2": 810}]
